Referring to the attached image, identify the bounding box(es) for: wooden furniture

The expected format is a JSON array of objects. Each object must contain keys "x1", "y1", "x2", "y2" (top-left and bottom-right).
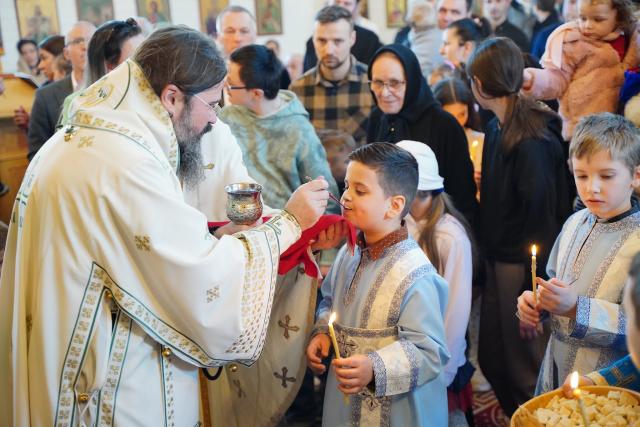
[{"x1": 0, "y1": 74, "x2": 35, "y2": 223}]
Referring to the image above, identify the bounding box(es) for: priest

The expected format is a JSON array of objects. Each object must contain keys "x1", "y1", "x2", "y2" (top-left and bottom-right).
[{"x1": 0, "y1": 26, "x2": 329, "y2": 426}]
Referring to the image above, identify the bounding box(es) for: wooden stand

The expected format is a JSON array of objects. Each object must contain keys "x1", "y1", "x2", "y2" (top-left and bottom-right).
[{"x1": 0, "y1": 74, "x2": 35, "y2": 223}]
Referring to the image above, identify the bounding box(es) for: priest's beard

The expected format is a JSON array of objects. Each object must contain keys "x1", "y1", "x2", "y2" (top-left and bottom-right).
[{"x1": 173, "y1": 103, "x2": 212, "y2": 191}]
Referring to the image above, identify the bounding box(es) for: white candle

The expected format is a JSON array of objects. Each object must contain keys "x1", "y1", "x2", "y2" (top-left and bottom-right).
[
  {"x1": 531, "y1": 244, "x2": 537, "y2": 305},
  {"x1": 328, "y1": 312, "x2": 349, "y2": 404},
  {"x1": 571, "y1": 371, "x2": 590, "y2": 427}
]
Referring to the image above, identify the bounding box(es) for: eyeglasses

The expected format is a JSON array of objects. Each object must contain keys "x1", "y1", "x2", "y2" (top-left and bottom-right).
[
  {"x1": 66, "y1": 37, "x2": 87, "y2": 47},
  {"x1": 192, "y1": 93, "x2": 222, "y2": 115},
  {"x1": 224, "y1": 81, "x2": 248, "y2": 91},
  {"x1": 368, "y1": 79, "x2": 406, "y2": 92}
]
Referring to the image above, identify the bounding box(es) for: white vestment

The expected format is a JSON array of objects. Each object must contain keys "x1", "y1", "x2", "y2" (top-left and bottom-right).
[
  {"x1": 0, "y1": 59, "x2": 301, "y2": 426},
  {"x1": 183, "y1": 121, "x2": 278, "y2": 222}
]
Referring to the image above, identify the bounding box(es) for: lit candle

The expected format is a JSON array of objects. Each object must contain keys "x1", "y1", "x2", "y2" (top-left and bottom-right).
[
  {"x1": 328, "y1": 312, "x2": 349, "y2": 404},
  {"x1": 531, "y1": 244, "x2": 537, "y2": 305},
  {"x1": 570, "y1": 371, "x2": 590, "y2": 427},
  {"x1": 470, "y1": 140, "x2": 479, "y2": 162}
]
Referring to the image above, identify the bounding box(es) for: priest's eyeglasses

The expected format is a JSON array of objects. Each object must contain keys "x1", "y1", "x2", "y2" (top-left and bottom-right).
[
  {"x1": 369, "y1": 79, "x2": 406, "y2": 92},
  {"x1": 192, "y1": 93, "x2": 222, "y2": 116}
]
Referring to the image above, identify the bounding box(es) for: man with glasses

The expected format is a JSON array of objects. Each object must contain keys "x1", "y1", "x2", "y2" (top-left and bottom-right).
[
  {"x1": 216, "y1": 5, "x2": 291, "y2": 92},
  {"x1": 290, "y1": 5, "x2": 373, "y2": 145},
  {"x1": 0, "y1": 26, "x2": 330, "y2": 426},
  {"x1": 27, "y1": 21, "x2": 95, "y2": 160}
]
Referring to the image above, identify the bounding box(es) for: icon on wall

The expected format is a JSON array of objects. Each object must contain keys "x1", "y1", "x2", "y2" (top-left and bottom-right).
[
  {"x1": 15, "y1": 0, "x2": 61, "y2": 43},
  {"x1": 200, "y1": 0, "x2": 229, "y2": 38},
  {"x1": 255, "y1": 0, "x2": 282, "y2": 36},
  {"x1": 76, "y1": 0, "x2": 114, "y2": 27},
  {"x1": 136, "y1": 0, "x2": 171, "y2": 27},
  {"x1": 386, "y1": 0, "x2": 407, "y2": 28}
]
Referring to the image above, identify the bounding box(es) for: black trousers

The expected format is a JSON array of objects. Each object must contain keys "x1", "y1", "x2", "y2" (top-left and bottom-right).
[{"x1": 478, "y1": 261, "x2": 549, "y2": 416}]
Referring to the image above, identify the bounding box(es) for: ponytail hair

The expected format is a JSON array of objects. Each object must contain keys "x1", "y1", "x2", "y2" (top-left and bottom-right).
[
  {"x1": 467, "y1": 37, "x2": 558, "y2": 151},
  {"x1": 415, "y1": 191, "x2": 475, "y2": 274},
  {"x1": 447, "y1": 17, "x2": 492, "y2": 45}
]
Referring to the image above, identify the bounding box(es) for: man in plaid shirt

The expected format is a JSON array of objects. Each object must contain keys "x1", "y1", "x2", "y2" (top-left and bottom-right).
[{"x1": 290, "y1": 5, "x2": 374, "y2": 145}]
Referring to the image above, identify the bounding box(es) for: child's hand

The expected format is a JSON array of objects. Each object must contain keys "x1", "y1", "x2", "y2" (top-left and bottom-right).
[
  {"x1": 561, "y1": 373, "x2": 594, "y2": 398},
  {"x1": 517, "y1": 290, "x2": 541, "y2": 328},
  {"x1": 306, "y1": 333, "x2": 331, "y2": 375},
  {"x1": 333, "y1": 354, "x2": 374, "y2": 395},
  {"x1": 310, "y1": 221, "x2": 347, "y2": 251},
  {"x1": 538, "y1": 277, "x2": 578, "y2": 318},
  {"x1": 519, "y1": 320, "x2": 542, "y2": 340}
]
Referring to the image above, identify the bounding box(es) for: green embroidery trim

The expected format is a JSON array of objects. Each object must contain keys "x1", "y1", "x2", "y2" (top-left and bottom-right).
[{"x1": 113, "y1": 62, "x2": 132, "y2": 110}]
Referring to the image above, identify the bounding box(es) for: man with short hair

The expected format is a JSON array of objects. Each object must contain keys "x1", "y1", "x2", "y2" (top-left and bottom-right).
[
  {"x1": 483, "y1": 0, "x2": 530, "y2": 51},
  {"x1": 291, "y1": 5, "x2": 373, "y2": 145},
  {"x1": 302, "y1": 1, "x2": 382, "y2": 71},
  {"x1": 436, "y1": 0, "x2": 472, "y2": 30},
  {"x1": 0, "y1": 26, "x2": 329, "y2": 425},
  {"x1": 216, "y1": 6, "x2": 291, "y2": 90},
  {"x1": 27, "y1": 21, "x2": 95, "y2": 160}
]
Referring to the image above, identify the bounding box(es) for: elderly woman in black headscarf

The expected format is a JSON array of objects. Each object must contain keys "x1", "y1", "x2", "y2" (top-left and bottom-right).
[{"x1": 366, "y1": 44, "x2": 478, "y2": 224}]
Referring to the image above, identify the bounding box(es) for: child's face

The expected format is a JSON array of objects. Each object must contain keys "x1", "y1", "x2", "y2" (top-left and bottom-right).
[
  {"x1": 442, "y1": 102, "x2": 469, "y2": 128},
  {"x1": 578, "y1": 0, "x2": 618, "y2": 40},
  {"x1": 572, "y1": 149, "x2": 640, "y2": 219},
  {"x1": 341, "y1": 161, "x2": 401, "y2": 237},
  {"x1": 410, "y1": 192, "x2": 433, "y2": 220},
  {"x1": 623, "y1": 278, "x2": 640, "y2": 368}
]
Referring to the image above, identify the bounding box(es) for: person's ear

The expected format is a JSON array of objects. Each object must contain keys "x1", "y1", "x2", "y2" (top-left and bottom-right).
[
  {"x1": 631, "y1": 165, "x2": 640, "y2": 189},
  {"x1": 105, "y1": 61, "x2": 116, "y2": 72},
  {"x1": 63, "y1": 46, "x2": 70, "y2": 61},
  {"x1": 159, "y1": 84, "x2": 183, "y2": 118},
  {"x1": 385, "y1": 195, "x2": 406, "y2": 220},
  {"x1": 463, "y1": 41, "x2": 474, "y2": 58},
  {"x1": 349, "y1": 29, "x2": 356, "y2": 49},
  {"x1": 251, "y1": 88, "x2": 264, "y2": 100}
]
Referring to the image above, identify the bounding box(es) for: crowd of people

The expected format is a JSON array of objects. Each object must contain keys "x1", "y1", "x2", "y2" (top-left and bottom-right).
[{"x1": 1, "y1": 0, "x2": 640, "y2": 426}]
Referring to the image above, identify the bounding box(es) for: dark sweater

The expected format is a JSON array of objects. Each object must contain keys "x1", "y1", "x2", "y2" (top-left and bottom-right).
[
  {"x1": 495, "y1": 20, "x2": 530, "y2": 52},
  {"x1": 478, "y1": 115, "x2": 570, "y2": 272}
]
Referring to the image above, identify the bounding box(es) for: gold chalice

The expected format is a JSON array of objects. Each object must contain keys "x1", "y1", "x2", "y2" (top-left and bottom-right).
[{"x1": 224, "y1": 183, "x2": 263, "y2": 225}]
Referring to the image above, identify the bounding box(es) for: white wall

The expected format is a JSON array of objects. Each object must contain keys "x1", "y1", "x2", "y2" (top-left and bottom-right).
[{"x1": 1, "y1": 0, "x2": 403, "y2": 73}]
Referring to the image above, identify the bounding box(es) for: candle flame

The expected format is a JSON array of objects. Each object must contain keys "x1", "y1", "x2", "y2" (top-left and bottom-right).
[
  {"x1": 570, "y1": 371, "x2": 579, "y2": 389},
  {"x1": 472, "y1": 140, "x2": 479, "y2": 148},
  {"x1": 531, "y1": 244, "x2": 537, "y2": 256},
  {"x1": 329, "y1": 312, "x2": 336, "y2": 326}
]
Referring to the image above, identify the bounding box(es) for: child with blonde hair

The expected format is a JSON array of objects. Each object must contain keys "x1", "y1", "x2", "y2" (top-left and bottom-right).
[{"x1": 517, "y1": 113, "x2": 640, "y2": 394}]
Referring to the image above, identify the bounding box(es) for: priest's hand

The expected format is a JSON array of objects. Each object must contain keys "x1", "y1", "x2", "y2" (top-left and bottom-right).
[
  {"x1": 285, "y1": 177, "x2": 329, "y2": 230},
  {"x1": 333, "y1": 354, "x2": 374, "y2": 395},
  {"x1": 561, "y1": 373, "x2": 594, "y2": 398},
  {"x1": 213, "y1": 218, "x2": 263, "y2": 239},
  {"x1": 307, "y1": 333, "x2": 331, "y2": 375},
  {"x1": 537, "y1": 277, "x2": 578, "y2": 319}
]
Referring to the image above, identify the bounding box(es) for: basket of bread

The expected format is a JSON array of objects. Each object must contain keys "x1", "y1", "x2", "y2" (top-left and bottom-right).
[{"x1": 511, "y1": 386, "x2": 640, "y2": 427}]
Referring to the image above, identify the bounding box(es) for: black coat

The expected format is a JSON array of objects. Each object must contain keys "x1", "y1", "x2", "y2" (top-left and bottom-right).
[
  {"x1": 479, "y1": 114, "x2": 570, "y2": 272},
  {"x1": 366, "y1": 44, "x2": 479, "y2": 225},
  {"x1": 27, "y1": 75, "x2": 73, "y2": 160}
]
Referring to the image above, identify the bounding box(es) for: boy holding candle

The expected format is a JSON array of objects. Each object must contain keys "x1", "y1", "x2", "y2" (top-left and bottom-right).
[
  {"x1": 517, "y1": 113, "x2": 640, "y2": 394},
  {"x1": 305, "y1": 143, "x2": 450, "y2": 426},
  {"x1": 561, "y1": 252, "x2": 640, "y2": 395}
]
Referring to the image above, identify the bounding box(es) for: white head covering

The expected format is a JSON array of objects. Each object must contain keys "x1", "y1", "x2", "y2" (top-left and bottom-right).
[{"x1": 396, "y1": 140, "x2": 444, "y2": 191}]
